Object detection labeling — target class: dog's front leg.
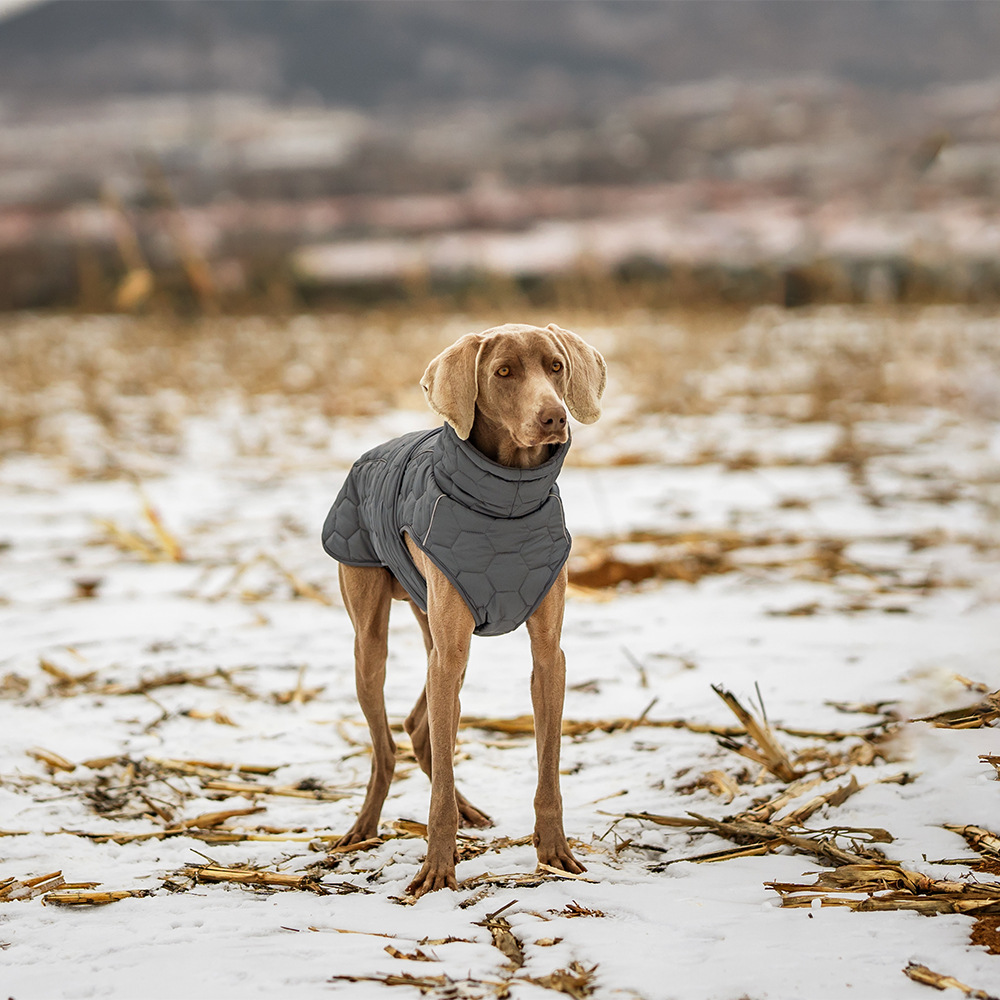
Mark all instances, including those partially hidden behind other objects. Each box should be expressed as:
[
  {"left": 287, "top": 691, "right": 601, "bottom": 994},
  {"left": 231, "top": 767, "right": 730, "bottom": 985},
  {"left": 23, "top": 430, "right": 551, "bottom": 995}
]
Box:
[
  {"left": 406, "top": 557, "right": 475, "bottom": 897},
  {"left": 526, "top": 567, "right": 586, "bottom": 874}
]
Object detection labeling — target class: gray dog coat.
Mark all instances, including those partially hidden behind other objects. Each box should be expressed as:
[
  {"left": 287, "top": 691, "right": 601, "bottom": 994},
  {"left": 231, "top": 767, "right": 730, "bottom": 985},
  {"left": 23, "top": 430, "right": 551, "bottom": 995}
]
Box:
[{"left": 321, "top": 424, "right": 571, "bottom": 637}]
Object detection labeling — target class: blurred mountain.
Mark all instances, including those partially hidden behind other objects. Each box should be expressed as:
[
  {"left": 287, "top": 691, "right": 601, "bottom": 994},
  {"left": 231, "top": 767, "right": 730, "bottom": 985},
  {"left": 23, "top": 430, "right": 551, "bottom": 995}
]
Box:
[
  {"left": 2, "top": 0, "right": 1000, "bottom": 110},
  {"left": 4, "top": 0, "right": 1000, "bottom": 312}
]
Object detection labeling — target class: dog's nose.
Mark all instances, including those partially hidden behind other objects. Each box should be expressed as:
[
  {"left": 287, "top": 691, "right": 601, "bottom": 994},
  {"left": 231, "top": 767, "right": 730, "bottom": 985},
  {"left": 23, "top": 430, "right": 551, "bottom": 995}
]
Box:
[{"left": 538, "top": 404, "right": 567, "bottom": 432}]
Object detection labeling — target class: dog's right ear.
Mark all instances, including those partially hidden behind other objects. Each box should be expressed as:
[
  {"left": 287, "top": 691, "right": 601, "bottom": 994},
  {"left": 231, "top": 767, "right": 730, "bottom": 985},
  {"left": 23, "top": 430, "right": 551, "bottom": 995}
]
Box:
[{"left": 420, "top": 333, "right": 484, "bottom": 440}]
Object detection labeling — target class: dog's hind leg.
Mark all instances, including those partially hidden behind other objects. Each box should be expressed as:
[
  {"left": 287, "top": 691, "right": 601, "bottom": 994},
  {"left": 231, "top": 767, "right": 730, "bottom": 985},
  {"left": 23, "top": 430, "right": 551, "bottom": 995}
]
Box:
[
  {"left": 335, "top": 563, "right": 396, "bottom": 847},
  {"left": 404, "top": 604, "right": 493, "bottom": 829}
]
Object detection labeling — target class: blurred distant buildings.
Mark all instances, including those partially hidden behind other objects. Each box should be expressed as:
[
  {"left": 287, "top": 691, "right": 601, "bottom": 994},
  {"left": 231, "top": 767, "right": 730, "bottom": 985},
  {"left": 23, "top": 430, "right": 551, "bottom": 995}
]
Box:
[{"left": 1, "top": 1, "right": 1000, "bottom": 310}]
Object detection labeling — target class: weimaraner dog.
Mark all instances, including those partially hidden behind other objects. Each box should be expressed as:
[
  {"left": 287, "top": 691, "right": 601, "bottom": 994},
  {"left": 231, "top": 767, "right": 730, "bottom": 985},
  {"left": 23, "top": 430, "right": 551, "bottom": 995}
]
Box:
[{"left": 323, "top": 322, "right": 606, "bottom": 896}]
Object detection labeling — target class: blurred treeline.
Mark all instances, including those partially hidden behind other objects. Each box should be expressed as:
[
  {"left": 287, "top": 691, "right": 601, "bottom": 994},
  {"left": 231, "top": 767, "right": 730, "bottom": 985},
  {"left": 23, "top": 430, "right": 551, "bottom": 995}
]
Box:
[{"left": 2, "top": 0, "right": 1000, "bottom": 314}]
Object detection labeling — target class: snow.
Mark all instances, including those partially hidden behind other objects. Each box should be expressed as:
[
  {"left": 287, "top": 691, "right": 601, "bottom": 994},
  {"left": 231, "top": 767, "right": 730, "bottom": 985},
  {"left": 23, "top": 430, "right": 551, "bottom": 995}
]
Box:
[{"left": 2, "top": 339, "right": 1000, "bottom": 1000}]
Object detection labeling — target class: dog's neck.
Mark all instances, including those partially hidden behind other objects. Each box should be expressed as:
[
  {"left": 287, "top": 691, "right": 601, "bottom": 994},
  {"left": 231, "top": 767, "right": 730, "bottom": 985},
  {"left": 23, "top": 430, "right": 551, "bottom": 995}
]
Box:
[{"left": 469, "top": 413, "right": 553, "bottom": 470}]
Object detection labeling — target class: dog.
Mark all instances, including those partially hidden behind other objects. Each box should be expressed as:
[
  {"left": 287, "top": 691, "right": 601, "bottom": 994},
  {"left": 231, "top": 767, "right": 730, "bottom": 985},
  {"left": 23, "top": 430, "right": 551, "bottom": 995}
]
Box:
[{"left": 321, "top": 322, "right": 606, "bottom": 896}]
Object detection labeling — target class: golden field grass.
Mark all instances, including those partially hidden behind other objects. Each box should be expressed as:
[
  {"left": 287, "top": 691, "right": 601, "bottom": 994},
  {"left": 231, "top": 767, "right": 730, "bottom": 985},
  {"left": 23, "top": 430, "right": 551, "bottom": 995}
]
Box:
[
  {"left": 1, "top": 304, "right": 999, "bottom": 468},
  {"left": 2, "top": 305, "right": 1000, "bottom": 999}
]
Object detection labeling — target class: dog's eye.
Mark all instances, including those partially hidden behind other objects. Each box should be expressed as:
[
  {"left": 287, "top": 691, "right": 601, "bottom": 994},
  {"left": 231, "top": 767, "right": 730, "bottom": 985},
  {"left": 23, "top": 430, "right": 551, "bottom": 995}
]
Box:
[
  {"left": 551, "top": 360, "right": 563, "bottom": 372},
  {"left": 496, "top": 366, "right": 511, "bottom": 377}
]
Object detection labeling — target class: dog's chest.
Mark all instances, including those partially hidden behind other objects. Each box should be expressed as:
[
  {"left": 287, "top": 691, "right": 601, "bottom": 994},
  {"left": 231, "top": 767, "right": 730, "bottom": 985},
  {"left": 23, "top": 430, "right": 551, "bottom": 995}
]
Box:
[{"left": 322, "top": 426, "right": 571, "bottom": 636}]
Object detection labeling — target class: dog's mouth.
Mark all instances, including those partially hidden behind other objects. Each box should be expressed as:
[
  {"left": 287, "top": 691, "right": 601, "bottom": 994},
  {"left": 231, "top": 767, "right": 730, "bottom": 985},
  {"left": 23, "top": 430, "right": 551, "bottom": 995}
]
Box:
[{"left": 521, "top": 428, "right": 569, "bottom": 448}]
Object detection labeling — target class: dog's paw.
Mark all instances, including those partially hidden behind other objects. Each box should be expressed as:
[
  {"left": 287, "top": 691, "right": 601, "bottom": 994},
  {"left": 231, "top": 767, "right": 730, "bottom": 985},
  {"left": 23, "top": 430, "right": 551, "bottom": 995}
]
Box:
[
  {"left": 456, "top": 792, "right": 493, "bottom": 830},
  {"left": 406, "top": 862, "right": 458, "bottom": 897},
  {"left": 334, "top": 825, "right": 379, "bottom": 849},
  {"left": 534, "top": 833, "right": 587, "bottom": 875}
]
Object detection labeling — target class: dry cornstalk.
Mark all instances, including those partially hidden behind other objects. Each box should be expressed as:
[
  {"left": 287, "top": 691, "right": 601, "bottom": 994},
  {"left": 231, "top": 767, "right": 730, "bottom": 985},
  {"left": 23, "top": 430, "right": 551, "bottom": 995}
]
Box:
[
  {"left": 80, "top": 755, "right": 121, "bottom": 769},
  {"left": 477, "top": 900, "right": 525, "bottom": 969},
  {"left": 27, "top": 747, "right": 76, "bottom": 773},
  {"left": 775, "top": 775, "right": 862, "bottom": 827},
  {"left": 44, "top": 889, "right": 150, "bottom": 906},
  {"left": 201, "top": 778, "right": 352, "bottom": 801},
  {"left": 184, "top": 708, "right": 237, "bottom": 726},
  {"left": 137, "top": 487, "right": 184, "bottom": 562},
  {"left": 181, "top": 806, "right": 263, "bottom": 829},
  {"left": 827, "top": 698, "right": 899, "bottom": 717},
  {"left": 387, "top": 818, "right": 485, "bottom": 850},
  {"left": 522, "top": 961, "right": 598, "bottom": 999},
  {"left": 552, "top": 901, "right": 606, "bottom": 918},
  {"left": 261, "top": 554, "right": 333, "bottom": 606},
  {"left": 406, "top": 712, "right": 873, "bottom": 743},
  {"left": 384, "top": 945, "right": 436, "bottom": 962},
  {"left": 97, "top": 669, "right": 219, "bottom": 696},
  {"left": 536, "top": 864, "right": 598, "bottom": 882},
  {"left": 94, "top": 519, "right": 163, "bottom": 562},
  {"left": 201, "top": 830, "right": 345, "bottom": 845},
  {"left": 780, "top": 895, "right": 1000, "bottom": 915},
  {"left": 149, "top": 757, "right": 278, "bottom": 776},
  {"left": 1, "top": 671, "right": 30, "bottom": 698},
  {"left": 706, "top": 814, "right": 878, "bottom": 866},
  {"left": 325, "top": 836, "right": 384, "bottom": 854},
  {"left": 68, "top": 829, "right": 169, "bottom": 845},
  {"left": 658, "top": 839, "right": 786, "bottom": 866},
  {"left": 102, "top": 183, "right": 154, "bottom": 309},
  {"left": 700, "top": 769, "right": 741, "bottom": 803},
  {"left": 624, "top": 811, "right": 702, "bottom": 829},
  {"left": 913, "top": 691, "right": 1000, "bottom": 729},
  {"left": 459, "top": 868, "right": 598, "bottom": 891},
  {"left": 945, "top": 824, "right": 1000, "bottom": 860},
  {"left": 185, "top": 863, "right": 328, "bottom": 894},
  {"left": 743, "top": 774, "right": 827, "bottom": 822},
  {"left": 273, "top": 664, "right": 325, "bottom": 705},
  {"left": 139, "top": 155, "right": 218, "bottom": 311},
  {"left": 712, "top": 685, "right": 799, "bottom": 782},
  {"left": 633, "top": 808, "right": 881, "bottom": 870},
  {"left": 815, "top": 863, "right": 982, "bottom": 894},
  {"left": 457, "top": 713, "right": 743, "bottom": 739},
  {"left": 905, "top": 963, "right": 999, "bottom": 999},
  {"left": 329, "top": 973, "right": 503, "bottom": 992},
  {"left": 767, "top": 861, "right": 1000, "bottom": 915},
  {"left": 981, "top": 755, "right": 1000, "bottom": 778},
  {"left": 457, "top": 713, "right": 607, "bottom": 737},
  {"left": 390, "top": 819, "right": 431, "bottom": 838},
  {"left": 862, "top": 898, "right": 1000, "bottom": 915},
  {"left": 1, "top": 871, "right": 65, "bottom": 901},
  {"left": 304, "top": 926, "right": 398, "bottom": 938},
  {"left": 39, "top": 658, "right": 96, "bottom": 690},
  {"left": 95, "top": 490, "right": 183, "bottom": 563},
  {"left": 204, "top": 553, "right": 332, "bottom": 606},
  {"left": 66, "top": 807, "right": 264, "bottom": 845}
]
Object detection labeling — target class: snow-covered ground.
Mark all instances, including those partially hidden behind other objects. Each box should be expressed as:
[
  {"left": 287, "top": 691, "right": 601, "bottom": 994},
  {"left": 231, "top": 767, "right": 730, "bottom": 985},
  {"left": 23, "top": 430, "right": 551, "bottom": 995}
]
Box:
[{"left": 2, "top": 312, "right": 1000, "bottom": 999}]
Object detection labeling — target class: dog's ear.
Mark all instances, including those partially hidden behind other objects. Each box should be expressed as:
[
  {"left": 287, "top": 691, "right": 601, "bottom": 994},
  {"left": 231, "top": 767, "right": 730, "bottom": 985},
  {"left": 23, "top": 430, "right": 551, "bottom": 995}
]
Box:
[
  {"left": 546, "top": 324, "right": 606, "bottom": 424},
  {"left": 420, "top": 333, "right": 484, "bottom": 439}
]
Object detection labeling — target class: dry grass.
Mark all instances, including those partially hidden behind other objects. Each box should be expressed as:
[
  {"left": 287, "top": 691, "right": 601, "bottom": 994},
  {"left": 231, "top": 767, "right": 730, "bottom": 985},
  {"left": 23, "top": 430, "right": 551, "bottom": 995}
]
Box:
[
  {"left": 3, "top": 305, "right": 998, "bottom": 469},
  {"left": 904, "top": 963, "right": 998, "bottom": 1000},
  {"left": 605, "top": 304, "right": 1000, "bottom": 421},
  {"left": 3, "top": 669, "right": 997, "bottom": 999},
  {"left": 0, "top": 312, "right": 471, "bottom": 460}
]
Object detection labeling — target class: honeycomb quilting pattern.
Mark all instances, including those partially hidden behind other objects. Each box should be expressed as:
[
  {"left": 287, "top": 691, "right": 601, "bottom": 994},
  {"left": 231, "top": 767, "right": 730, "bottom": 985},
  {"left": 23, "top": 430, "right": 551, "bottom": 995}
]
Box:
[{"left": 322, "top": 425, "right": 571, "bottom": 637}]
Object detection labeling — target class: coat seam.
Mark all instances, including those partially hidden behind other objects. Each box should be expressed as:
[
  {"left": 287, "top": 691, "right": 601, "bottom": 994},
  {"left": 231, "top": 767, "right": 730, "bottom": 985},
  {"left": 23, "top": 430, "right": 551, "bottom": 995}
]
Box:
[{"left": 420, "top": 493, "right": 446, "bottom": 546}]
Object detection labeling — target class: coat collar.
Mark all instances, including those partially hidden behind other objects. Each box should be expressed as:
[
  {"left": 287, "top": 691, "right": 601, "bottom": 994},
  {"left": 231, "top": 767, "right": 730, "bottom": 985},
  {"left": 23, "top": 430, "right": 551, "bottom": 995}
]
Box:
[{"left": 431, "top": 423, "right": 569, "bottom": 518}]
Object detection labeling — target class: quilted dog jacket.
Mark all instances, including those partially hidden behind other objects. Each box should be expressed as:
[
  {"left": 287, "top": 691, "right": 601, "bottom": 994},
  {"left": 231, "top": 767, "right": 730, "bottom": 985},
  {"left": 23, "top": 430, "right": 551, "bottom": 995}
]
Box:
[{"left": 321, "top": 424, "right": 571, "bottom": 636}]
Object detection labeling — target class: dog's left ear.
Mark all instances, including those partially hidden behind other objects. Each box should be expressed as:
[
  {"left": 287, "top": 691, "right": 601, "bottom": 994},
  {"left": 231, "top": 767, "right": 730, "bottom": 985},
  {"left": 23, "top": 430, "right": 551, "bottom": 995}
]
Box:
[
  {"left": 546, "top": 324, "right": 606, "bottom": 424},
  {"left": 420, "top": 333, "right": 485, "bottom": 439}
]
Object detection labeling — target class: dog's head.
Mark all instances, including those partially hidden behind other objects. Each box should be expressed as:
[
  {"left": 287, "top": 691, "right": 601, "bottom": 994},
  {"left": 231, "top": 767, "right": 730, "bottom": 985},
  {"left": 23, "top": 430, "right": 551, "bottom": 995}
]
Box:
[{"left": 420, "top": 323, "right": 606, "bottom": 445}]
